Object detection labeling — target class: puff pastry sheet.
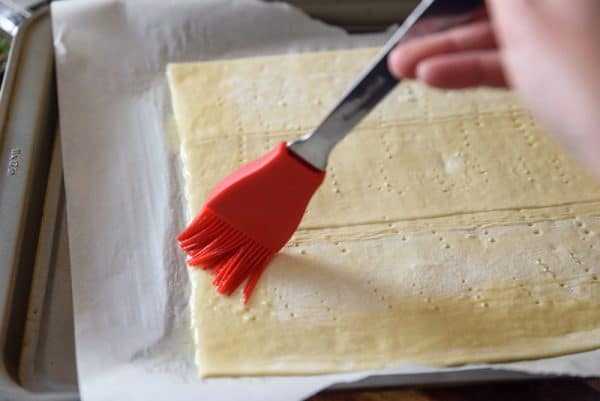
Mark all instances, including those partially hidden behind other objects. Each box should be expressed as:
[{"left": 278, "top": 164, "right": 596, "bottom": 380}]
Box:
[{"left": 167, "top": 48, "right": 600, "bottom": 377}]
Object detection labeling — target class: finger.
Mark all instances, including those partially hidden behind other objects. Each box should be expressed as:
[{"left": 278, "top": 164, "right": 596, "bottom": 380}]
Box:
[
  {"left": 415, "top": 50, "right": 508, "bottom": 89},
  {"left": 388, "top": 20, "right": 497, "bottom": 79}
]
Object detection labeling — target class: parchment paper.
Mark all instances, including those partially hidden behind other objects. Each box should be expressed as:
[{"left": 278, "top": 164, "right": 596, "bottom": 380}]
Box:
[{"left": 51, "top": 0, "right": 600, "bottom": 400}]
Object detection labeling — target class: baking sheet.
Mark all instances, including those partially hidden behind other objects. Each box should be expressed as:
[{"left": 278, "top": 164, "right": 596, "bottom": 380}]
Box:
[{"left": 51, "top": 0, "right": 600, "bottom": 400}]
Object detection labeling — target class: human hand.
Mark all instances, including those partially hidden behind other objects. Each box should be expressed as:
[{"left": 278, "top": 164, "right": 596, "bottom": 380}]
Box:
[{"left": 388, "top": 0, "right": 600, "bottom": 177}]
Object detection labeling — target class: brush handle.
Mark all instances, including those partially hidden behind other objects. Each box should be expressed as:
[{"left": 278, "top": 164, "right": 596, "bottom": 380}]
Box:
[{"left": 288, "top": 0, "right": 484, "bottom": 171}]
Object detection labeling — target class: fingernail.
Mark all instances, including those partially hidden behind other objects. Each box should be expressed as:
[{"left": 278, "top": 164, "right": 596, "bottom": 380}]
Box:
[
  {"left": 415, "top": 62, "right": 426, "bottom": 79},
  {"left": 387, "top": 49, "right": 402, "bottom": 79}
]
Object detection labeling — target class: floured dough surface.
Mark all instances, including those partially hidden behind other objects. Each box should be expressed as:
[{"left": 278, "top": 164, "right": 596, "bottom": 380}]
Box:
[{"left": 167, "top": 48, "right": 600, "bottom": 377}]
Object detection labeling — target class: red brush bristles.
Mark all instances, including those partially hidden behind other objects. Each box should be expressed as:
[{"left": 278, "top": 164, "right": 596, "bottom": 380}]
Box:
[
  {"left": 178, "top": 142, "right": 325, "bottom": 303},
  {"left": 178, "top": 209, "right": 274, "bottom": 303}
]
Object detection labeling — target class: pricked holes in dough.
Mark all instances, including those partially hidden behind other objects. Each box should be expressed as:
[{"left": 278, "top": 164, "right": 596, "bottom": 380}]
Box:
[
  {"left": 329, "top": 167, "right": 342, "bottom": 194},
  {"left": 242, "top": 314, "right": 256, "bottom": 322},
  {"left": 380, "top": 133, "right": 394, "bottom": 161},
  {"left": 333, "top": 241, "right": 348, "bottom": 254}
]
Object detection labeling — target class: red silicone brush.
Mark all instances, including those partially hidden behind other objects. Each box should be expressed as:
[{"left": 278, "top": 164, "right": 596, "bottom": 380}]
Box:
[
  {"left": 178, "top": 0, "right": 479, "bottom": 302},
  {"left": 178, "top": 143, "right": 325, "bottom": 302}
]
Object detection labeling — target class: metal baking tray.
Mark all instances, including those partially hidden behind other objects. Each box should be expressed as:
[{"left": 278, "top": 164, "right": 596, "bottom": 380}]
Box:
[
  {"left": 0, "top": 4, "right": 77, "bottom": 400},
  {"left": 268, "top": 0, "right": 421, "bottom": 32},
  {"left": 0, "top": 2, "right": 553, "bottom": 400}
]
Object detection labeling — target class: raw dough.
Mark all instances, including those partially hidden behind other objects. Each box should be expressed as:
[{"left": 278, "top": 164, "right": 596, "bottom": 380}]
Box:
[{"left": 167, "top": 48, "right": 600, "bottom": 377}]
